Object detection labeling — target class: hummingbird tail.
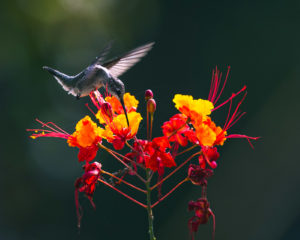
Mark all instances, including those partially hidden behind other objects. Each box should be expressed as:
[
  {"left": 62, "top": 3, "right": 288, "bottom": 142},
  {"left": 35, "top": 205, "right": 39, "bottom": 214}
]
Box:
[
  {"left": 43, "top": 66, "right": 71, "bottom": 80},
  {"left": 43, "top": 66, "right": 75, "bottom": 94}
]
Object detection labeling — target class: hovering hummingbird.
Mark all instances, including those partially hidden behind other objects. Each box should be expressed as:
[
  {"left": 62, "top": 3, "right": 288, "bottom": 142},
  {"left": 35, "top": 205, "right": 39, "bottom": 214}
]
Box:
[{"left": 43, "top": 42, "right": 155, "bottom": 126}]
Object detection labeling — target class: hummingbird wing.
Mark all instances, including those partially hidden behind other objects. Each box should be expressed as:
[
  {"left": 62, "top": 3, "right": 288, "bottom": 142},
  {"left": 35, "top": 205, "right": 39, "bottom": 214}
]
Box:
[
  {"left": 90, "top": 41, "right": 113, "bottom": 66},
  {"left": 102, "top": 42, "right": 154, "bottom": 78}
]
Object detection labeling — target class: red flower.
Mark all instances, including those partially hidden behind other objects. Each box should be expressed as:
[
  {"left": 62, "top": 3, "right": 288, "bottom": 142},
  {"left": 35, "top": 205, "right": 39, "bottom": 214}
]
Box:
[
  {"left": 198, "top": 147, "right": 220, "bottom": 169},
  {"left": 75, "top": 162, "right": 102, "bottom": 228},
  {"left": 162, "top": 114, "right": 189, "bottom": 146},
  {"left": 145, "top": 136, "right": 176, "bottom": 176},
  {"left": 77, "top": 144, "right": 99, "bottom": 163},
  {"left": 188, "top": 198, "right": 214, "bottom": 240},
  {"left": 125, "top": 139, "right": 149, "bottom": 166},
  {"left": 188, "top": 164, "right": 213, "bottom": 186}
]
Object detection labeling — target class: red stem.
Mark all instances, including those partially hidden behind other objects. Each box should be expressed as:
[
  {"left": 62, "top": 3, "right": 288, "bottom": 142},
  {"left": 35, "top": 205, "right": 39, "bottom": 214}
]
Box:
[
  {"left": 147, "top": 110, "right": 149, "bottom": 141},
  {"left": 98, "top": 179, "right": 147, "bottom": 208},
  {"left": 176, "top": 144, "right": 197, "bottom": 157},
  {"left": 102, "top": 171, "right": 146, "bottom": 193},
  {"left": 151, "top": 178, "right": 188, "bottom": 208},
  {"left": 151, "top": 151, "right": 201, "bottom": 190},
  {"left": 209, "top": 209, "right": 216, "bottom": 240},
  {"left": 150, "top": 114, "right": 153, "bottom": 140},
  {"left": 99, "top": 143, "right": 146, "bottom": 183}
]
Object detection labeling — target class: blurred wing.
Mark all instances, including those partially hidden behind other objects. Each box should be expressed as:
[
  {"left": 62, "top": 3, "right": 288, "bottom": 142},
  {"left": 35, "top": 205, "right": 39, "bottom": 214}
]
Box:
[
  {"left": 90, "top": 41, "right": 113, "bottom": 65},
  {"left": 103, "top": 42, "right": 154, "bottom": 78}
]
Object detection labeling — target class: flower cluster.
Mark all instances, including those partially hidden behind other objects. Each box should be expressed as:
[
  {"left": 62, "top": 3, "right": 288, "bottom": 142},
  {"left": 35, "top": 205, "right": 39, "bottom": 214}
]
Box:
[{"left": 28, "top": 66, "right": 259, "bottom": 240}]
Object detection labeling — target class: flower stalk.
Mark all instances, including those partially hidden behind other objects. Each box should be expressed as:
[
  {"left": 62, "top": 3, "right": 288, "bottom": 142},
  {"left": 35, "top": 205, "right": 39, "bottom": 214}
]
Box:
[{"left": 145, "top": 169, "right": 156, "bottom": 240}]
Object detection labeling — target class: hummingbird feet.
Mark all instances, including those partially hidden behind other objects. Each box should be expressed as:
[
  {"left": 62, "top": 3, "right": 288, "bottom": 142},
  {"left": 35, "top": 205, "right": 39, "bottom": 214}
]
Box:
[{"left": 76, "top": 94, "right": 81, "bottom": 100}]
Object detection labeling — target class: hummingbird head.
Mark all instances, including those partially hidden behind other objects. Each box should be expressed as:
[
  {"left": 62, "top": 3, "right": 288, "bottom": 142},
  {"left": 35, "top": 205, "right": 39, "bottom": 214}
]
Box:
[
  {"left": 107, "top": 77, "right": 125, "bottom": 101},
  {"left": 107, "top": 78, "right": 129, "bottom": 127}
]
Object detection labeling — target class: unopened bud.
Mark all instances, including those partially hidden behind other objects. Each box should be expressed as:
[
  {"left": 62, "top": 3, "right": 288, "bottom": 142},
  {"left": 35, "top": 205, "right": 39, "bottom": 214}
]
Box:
[
  {"left": 145, "top": 89, "right": 153, "bottom": 101},
  {"left": 147, "top": 99, "right": 156, "bottom": 114},
  {"left": 101, "top": 102, "right": 113, "bottom": 119},
  {"left": 209, "top": 161, "right": 217, "bottom": 169}
]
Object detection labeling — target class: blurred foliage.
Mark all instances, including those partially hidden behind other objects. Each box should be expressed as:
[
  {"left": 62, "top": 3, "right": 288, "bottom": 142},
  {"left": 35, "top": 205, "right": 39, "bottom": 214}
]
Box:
[{"left": 1, "top": 0, "right": 300, "bottom": 239}]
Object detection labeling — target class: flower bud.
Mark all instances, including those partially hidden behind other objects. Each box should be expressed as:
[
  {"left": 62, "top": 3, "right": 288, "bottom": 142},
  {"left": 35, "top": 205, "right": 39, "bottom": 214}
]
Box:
[
  {"left": 147, "top": 99, "right": 156, "bottom": 114},
  {"left": 209, "top": 161, "right": 217, "bottom": 169},
  {"left": 101, "top": 102, "right": 113, "bottom": 120},
  {"left": 145, "top": 89, "right": 153, "bottom": 101}
]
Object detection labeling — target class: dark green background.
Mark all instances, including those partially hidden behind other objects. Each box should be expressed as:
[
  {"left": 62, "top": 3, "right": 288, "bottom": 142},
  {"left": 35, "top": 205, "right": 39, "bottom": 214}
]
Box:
[{"left": 1, "top": 0, "right": 300, "bottom": 239}]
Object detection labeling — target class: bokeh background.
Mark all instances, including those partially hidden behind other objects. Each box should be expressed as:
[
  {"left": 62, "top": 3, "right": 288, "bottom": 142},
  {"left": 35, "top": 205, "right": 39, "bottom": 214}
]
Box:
[{"left": 1, "top": 0, "right": 300, "bottom": 239}]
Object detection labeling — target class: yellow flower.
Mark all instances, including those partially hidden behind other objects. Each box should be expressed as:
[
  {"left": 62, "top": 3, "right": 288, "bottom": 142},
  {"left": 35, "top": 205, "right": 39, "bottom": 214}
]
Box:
[
  {"left": 173, "top": 94, "right": 214, "bottom": 125},
  {"left": 68, "top": 116, "right": 104, "bottom": 148},
  {"left": 102, "top": 112, "right": 142, "bottom": 140}
]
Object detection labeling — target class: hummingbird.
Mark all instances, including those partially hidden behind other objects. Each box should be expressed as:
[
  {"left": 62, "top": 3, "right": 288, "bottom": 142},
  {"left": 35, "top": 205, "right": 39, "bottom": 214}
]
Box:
[{"left": 43, "top": 42, "right": 155, "bottom": 126}]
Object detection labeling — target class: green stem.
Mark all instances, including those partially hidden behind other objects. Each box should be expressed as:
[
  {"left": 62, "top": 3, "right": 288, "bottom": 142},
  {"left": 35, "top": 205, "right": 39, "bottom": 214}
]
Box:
[{"left": 145, "top": 169, "right": 156, "bottom": 240}]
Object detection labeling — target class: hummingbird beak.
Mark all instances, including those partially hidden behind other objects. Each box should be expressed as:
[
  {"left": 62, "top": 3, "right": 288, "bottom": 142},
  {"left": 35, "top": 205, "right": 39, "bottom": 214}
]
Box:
[{"left": 120, "top": 97, "right": 130, "bottom": 127}]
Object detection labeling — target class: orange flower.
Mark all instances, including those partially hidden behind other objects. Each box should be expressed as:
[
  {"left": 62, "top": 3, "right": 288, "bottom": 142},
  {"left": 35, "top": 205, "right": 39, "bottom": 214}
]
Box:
[
  {"left": 101, "top": 112, "right": 142, "bottom": 150},
  {"left": 96, "top": 92, "right": 139, "bottom": 125},
  {"left": 105, "top": 92, "right": 139, "bottom": 114},
  {"left": 195, "top": 117, "right": 227, "bottom": 147},
  {"left": 173, "top": 94, "right": 214, "bottom": 126},
  {"left": 68, "top": 116, "right": 103, "bottom": 148}
]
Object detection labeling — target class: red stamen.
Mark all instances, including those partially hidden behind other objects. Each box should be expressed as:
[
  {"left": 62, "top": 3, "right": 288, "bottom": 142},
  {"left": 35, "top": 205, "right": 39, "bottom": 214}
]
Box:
[
  {"left": 85, "top": 103, "right": 96, "bottom": 116},
  {"left": 223, "top": 92, "right": 247, "bottom": 131},
  {"left": 102, "top": 171, "right": 146, "bottom": 193},
  {"left": 99, "top": 144, "right": 146, "bottom": 183},
  {"left": 43, "top": 121, "right": 69, "bottom": 135},
  {"left": 89, "top": 90, "right": 105, "bottom": 109},
  {"left": 226, "top": 134, "right": 260, "bottom": 149},
  {"left": 212, "top": 85, "right": 246, "bottom": 112},
  {"left": 223, "top": 98, "right": 233, "bottom": 128},
  {"left": 227, "top": 112, "right": 246, "bottom": 130},
  {"left": 151, "top": 151, "right": 201, "bottom": 190},
  {"left": 27, "top": 129, "right": 53, "bottom": 133},
  {"left": 208, "top": 69, "right": 214, "bottom": 101},
  {"left": 35, "top": 119, "right": 63, "bottom": 134},
  {"left": 211, "top": 68, "right": 219, "bottom": 103},
  {"left": 214, "top": 66, "right": 231, "bottom": 105}
]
